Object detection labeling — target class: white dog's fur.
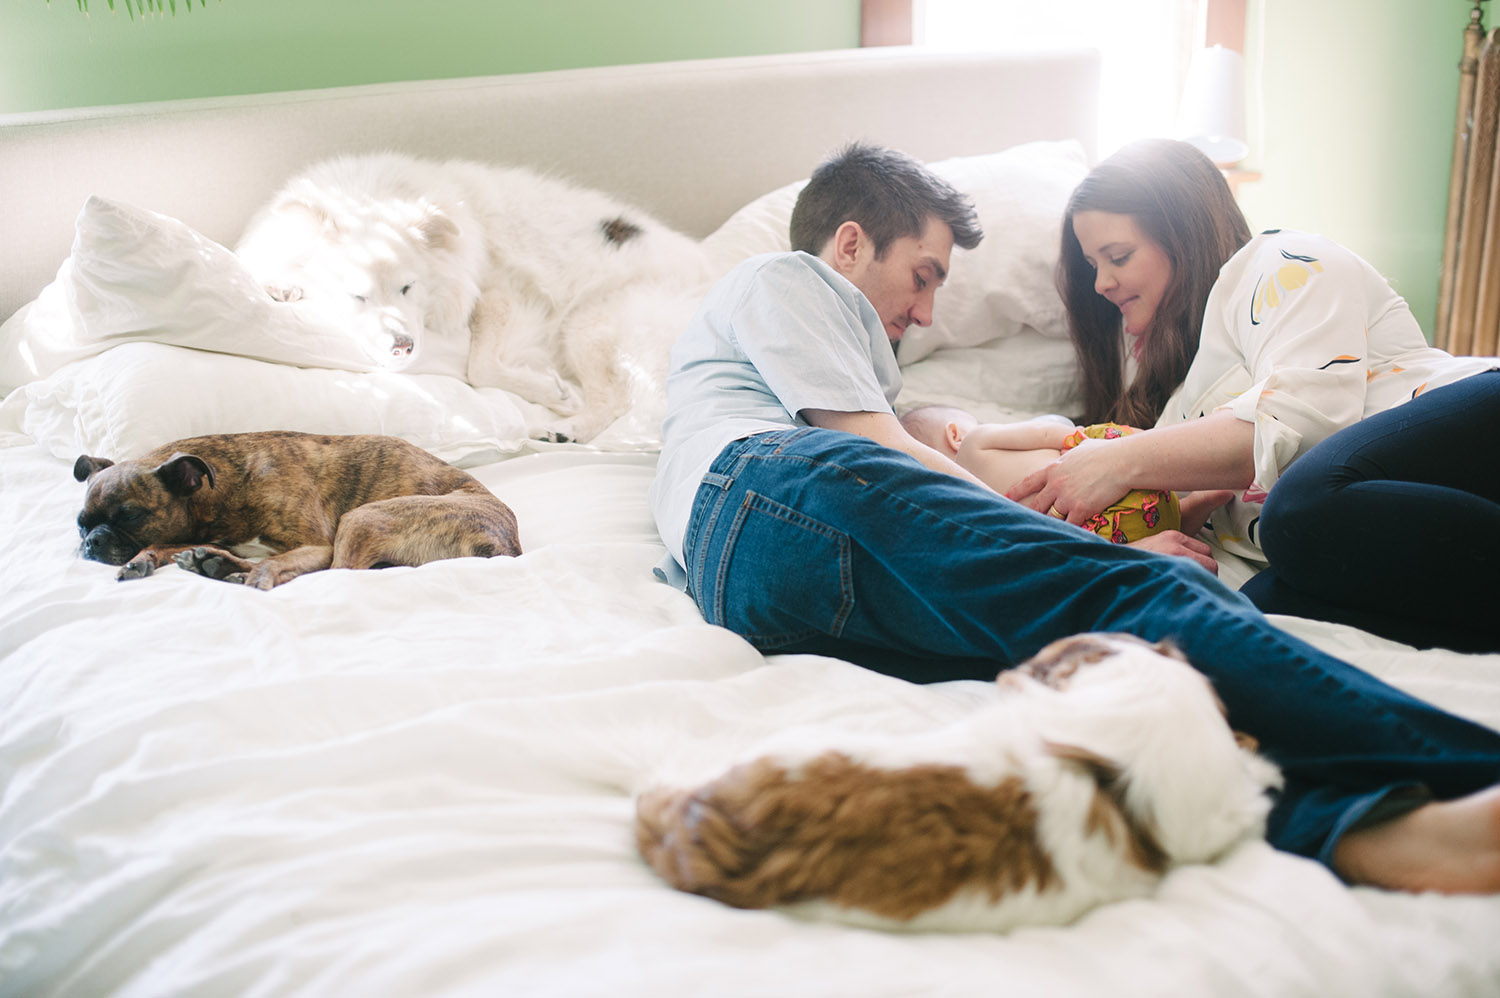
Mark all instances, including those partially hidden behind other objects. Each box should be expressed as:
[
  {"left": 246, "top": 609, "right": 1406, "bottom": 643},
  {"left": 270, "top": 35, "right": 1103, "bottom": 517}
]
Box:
[
  {"left": 635, "top": 634, "right": 1282, "bottom": 933},
  {"left": 235, "top": 152, "right": 712, "bottom": 442}
]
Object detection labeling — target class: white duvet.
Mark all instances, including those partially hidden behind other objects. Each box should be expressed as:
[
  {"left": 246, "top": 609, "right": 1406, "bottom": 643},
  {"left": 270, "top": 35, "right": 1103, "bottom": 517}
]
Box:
[
  {"left": 3, "top": 436, "right": 1500, "bottom": 998},
  {"left": 2, "top": 189, "right": 1499, "bottom": 996}
]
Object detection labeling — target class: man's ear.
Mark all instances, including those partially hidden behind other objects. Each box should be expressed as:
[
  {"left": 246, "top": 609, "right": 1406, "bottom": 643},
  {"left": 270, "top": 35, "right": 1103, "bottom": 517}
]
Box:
[{"left": 826, "top": 220, "right": 867, "bottom": 275}]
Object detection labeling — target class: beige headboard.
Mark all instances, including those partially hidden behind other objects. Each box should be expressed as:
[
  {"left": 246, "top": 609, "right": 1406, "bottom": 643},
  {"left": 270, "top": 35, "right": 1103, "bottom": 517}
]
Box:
[{"left": 0, "top": 45, "right": 1099, "bottom": 322}]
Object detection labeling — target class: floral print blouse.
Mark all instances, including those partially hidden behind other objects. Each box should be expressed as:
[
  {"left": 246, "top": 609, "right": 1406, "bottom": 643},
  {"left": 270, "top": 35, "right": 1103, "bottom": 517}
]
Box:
[{"left": 1157, "top": 229, "right": 1495, "bottom": 563}]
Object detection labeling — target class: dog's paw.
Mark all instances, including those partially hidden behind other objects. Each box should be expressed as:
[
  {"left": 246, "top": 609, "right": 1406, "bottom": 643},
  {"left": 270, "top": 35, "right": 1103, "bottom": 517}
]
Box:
[
  {"left": 551, "top": 377, "right": 585, "bottom": 416},
  {"left": 174, "top": 546, "right": 250, "bottom": 583},
  {"left": 116, "top": 558, "right": 155, "bottom": 581},
  {"left": 266, "top": 284, "right": 304, "bottom": 303},
  {"left": 530, "top": 427, "right": 574, "bottom": 444}
]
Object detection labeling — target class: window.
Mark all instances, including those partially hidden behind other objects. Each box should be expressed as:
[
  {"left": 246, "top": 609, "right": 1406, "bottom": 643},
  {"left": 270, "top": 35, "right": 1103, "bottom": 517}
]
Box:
[{"left": 918, "top": 0, "right": 1195, "bottom": 157}]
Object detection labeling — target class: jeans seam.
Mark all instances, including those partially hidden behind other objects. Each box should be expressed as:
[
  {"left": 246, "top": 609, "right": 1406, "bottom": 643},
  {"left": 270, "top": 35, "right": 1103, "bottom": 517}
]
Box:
[
  {"left": 684, "top": 482, "right": 725, "bottom": 603},
  {"left": 1236, "top": 620, "right": 1448, "bottom": 758}
]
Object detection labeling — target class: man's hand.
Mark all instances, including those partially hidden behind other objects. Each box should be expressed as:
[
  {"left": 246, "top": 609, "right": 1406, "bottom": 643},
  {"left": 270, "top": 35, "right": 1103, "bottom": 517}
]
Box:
[{"left": 1127, "top": 530, "right": 1219, "bottom": 574}]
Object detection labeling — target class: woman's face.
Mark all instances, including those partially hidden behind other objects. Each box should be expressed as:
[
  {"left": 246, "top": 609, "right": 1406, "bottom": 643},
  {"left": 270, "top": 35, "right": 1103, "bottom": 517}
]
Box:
[{"left": 1072, "top": 211, "right": 1173, "bottom": 338}]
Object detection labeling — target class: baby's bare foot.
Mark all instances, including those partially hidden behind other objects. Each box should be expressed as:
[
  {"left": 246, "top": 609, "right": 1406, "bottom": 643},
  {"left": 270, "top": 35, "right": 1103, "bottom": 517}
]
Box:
[
  {"left": 1178, "top": 489, "right": 1235, "bottom": 536},
  {"left": 1332, "top": 784, "right": 1500, "bottom": 893}
]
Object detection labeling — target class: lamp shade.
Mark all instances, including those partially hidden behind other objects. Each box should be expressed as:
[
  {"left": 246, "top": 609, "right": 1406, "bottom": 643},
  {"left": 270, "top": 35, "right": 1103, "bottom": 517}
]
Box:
[{"left": 1176, "top": 45, "right": 1249, "bottom": 166}]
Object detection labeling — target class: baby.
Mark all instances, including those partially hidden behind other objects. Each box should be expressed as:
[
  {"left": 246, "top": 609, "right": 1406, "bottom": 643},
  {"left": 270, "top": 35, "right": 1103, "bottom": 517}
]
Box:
[{"left": 900, "top": 404, "right": 1191, "bottom": 544}]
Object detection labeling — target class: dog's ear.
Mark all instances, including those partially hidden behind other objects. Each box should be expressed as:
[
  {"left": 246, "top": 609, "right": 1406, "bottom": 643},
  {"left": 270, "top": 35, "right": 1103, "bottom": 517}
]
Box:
[
  {"left": 271, "top": 195, "right": 338, "bottom": 238},
  {"left": 154, "top": 453, "right": 216, "bottom": 496},
  {"left": 73, "top": 455, "right": 114, "bottom": 482},
  {"left": 416, "top": 203, "right": 461, "bottom": 250},
  {"left": 1044, "top": 740, "right": 1169, "bottom": 873},
  {"left": 1150, "top": 638, "right": 1190, "bottom": 662}
]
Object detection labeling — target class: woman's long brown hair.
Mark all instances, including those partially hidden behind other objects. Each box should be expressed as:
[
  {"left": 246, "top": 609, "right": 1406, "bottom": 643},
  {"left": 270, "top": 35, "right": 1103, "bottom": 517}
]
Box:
[{"left": 1057, "top": 139, "right": 1252, "bottom": 426}]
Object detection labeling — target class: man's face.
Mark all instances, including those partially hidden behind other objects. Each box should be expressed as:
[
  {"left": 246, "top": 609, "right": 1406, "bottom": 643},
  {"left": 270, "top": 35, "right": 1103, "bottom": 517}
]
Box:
[{"left": 837, "top": 216, "right": 955, "bottom": 344}]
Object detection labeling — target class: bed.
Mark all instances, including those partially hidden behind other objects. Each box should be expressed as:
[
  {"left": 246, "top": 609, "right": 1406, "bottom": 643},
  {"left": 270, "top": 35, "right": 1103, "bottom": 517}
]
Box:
[{"left": 2, "top": 47, "right": 1498, "bottom": 997}]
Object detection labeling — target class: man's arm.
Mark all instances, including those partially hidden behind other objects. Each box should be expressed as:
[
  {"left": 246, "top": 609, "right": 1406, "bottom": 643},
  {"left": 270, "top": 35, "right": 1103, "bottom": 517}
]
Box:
[{"left": 802, "top": 409, "right": 994, "bottom": 492}]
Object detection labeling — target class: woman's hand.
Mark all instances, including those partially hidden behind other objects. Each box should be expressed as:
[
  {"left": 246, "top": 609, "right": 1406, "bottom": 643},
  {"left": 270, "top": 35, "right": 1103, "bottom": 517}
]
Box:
[
  {"left": 1009, "top": 412, "right": 1257, "bottom": 524},
  {"left": 1006, "top": 437, "right": 1133, "bottom": 525}
]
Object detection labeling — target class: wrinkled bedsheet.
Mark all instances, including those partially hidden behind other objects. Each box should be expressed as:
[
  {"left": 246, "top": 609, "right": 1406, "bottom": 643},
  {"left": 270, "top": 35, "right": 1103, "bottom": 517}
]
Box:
[{"left": 3, "top": 441, "right": 1499, "bottom": 998}]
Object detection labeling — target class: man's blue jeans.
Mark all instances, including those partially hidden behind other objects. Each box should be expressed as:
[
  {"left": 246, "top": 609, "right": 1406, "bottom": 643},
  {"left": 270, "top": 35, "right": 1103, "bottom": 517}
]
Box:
[{"left": 681, "top": 427, "right": 1500, "bottom": 866}]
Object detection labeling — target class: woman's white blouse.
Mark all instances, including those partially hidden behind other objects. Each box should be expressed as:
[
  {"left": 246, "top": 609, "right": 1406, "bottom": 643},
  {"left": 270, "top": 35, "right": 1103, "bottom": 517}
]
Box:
[{"left": 1158, "top": 229, "right": 1494, "bottom": 562}]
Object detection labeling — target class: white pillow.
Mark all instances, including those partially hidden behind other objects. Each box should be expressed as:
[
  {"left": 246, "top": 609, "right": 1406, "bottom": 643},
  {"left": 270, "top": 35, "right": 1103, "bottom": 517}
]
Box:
[
  {"left": 700, "top": 141, "right": 1089, "bottom": 364},
  {"left": 5, "top": 341, "right": 547, "bottom": 468},
  {"left": 895, "top": 327, "right": 1083, "bottom": 420},
  {"left": 0, "top": 195, "right": 466, "bottom": 397},
  {"left": 701, "top": 179, "right": 806, "bottom": 277}
]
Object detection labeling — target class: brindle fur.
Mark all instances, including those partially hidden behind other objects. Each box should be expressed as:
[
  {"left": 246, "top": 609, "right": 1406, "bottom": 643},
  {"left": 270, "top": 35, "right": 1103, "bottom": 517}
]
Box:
[{"left": 74, "top": 431, "right": 521, "bottom": 589}]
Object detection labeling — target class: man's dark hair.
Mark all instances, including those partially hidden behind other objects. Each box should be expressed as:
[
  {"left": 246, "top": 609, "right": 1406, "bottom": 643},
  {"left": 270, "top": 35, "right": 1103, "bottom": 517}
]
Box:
[{"left": 789, "top": 142, "right": 983, "bottom": 258}]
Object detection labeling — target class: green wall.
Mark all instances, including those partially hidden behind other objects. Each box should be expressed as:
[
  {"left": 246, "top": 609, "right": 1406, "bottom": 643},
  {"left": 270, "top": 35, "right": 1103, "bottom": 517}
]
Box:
[
  {"left": 2, "top": 0, "right": 1471, "bottom": 336},
  {"left": 1240, "top": 0, "right": 1467, "bottom": 337},
  {"left": 0, "top": 0, "right": 860, "bottom": 114}
]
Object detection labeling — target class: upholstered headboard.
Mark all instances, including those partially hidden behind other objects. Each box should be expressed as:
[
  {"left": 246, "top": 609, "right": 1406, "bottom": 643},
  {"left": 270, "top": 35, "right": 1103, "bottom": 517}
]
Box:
[{"left": 0, "top": 45, "right": 1099, "bottom": 321}]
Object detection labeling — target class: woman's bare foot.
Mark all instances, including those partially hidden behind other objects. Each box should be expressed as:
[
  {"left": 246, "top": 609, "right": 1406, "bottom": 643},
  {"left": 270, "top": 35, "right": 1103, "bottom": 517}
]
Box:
[
  {"left": 1177, "top": 489, "right": 1235, "bottom": 537},
  {"left": 1332, "top": 784, "right": 1500, "bottom": 893}
]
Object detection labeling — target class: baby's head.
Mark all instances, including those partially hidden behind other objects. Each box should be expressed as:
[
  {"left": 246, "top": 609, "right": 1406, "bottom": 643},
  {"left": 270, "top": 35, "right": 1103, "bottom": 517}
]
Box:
[{"left": 899, "top": 404, "right": 979, "bottom": 457}]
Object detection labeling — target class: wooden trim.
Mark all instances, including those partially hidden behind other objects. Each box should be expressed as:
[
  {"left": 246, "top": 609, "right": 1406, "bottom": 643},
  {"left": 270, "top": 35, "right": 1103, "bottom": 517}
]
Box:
[
  {"left": 861, "top": 0, "right": 913, "bottom": 47},
  {"left": 1447, "top": 27, "right": 1500, "bottom": 355},
  {"left": 1438, "top": 2, "right": 1490, "bottom": 350}
]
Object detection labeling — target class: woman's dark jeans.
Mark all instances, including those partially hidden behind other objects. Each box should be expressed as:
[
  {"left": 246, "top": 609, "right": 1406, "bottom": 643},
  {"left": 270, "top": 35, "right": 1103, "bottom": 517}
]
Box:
[{"left": 1244, "top": 369, "right": 1500, "bottom": 652}]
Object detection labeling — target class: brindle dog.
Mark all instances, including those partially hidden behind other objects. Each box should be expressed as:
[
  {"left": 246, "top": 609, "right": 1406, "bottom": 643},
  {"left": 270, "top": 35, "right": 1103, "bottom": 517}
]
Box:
[{"left": 74, "top": 431, "right": 521, "bottom": 589}]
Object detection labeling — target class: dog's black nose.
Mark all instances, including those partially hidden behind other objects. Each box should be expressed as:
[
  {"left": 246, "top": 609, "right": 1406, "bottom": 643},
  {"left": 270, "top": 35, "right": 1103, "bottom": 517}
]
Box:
[
  {"left": 80, "top": 530, "right": 105, "bottom": 561},
  {"left": 391, "top": 334, "right": 415, "bottom": 357},
  {"left": 80, "top": 525, "right": 135, "bottom": 566}
]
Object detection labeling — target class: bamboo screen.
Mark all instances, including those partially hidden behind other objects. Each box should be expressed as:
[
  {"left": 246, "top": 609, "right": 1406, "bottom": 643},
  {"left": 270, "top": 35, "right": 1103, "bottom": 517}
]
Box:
[{"left": 1438, "top": 4, "right": 1500, "bottom": 356}]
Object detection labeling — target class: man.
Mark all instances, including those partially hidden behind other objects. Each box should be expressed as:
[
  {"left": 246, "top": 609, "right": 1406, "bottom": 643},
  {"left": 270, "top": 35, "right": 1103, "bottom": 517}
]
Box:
[{"left": 649, "top": 142, "right": 1500, "bottom": 894}]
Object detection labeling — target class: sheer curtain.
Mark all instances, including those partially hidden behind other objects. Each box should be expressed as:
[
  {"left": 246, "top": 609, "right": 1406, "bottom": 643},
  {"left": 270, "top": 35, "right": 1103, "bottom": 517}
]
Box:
[{"left": 918, "top": 0, "right": 1194, "bottom": 158}]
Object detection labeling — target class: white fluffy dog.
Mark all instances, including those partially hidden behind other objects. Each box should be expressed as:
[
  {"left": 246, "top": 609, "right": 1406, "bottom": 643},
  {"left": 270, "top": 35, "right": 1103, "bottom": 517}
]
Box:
[
  {"left": 235, "top": 152, "right": 711, "bottom": 442},
  {"left": 635, "top": 634, "right": 1281, "bottom": 933}
]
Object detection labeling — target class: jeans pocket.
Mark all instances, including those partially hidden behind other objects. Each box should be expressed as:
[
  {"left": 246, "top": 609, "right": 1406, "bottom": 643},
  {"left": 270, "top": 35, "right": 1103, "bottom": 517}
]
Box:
[{"left": 710, "top": 490, "right": 854, "bottom": 649}]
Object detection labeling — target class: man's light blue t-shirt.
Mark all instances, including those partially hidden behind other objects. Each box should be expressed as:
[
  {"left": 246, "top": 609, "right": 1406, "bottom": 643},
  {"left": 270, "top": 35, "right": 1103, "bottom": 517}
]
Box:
[{"left": 649, "top": 251, "right": 903, "bottom": 576}]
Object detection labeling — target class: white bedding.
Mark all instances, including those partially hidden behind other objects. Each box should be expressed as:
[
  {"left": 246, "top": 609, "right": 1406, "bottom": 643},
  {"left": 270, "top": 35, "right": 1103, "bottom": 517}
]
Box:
[
  {"left": 4, "top": 438, "right": 1500, "bottom": 997},
  {"left": 2, "top": 136, "right": 1499, "bottom": 995}
]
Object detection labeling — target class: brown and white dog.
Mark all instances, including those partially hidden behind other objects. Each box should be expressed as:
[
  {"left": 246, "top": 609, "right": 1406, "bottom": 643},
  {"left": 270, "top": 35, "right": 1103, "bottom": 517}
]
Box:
[{"left": 635, "top": 634, "right": 1281, "bottom": 932}]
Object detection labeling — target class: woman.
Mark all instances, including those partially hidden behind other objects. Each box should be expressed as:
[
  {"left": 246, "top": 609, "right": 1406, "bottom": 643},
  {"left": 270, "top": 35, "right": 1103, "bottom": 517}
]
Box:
[{"left": 1009, "top": 138, "right": 1500, "bottom": 651}]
